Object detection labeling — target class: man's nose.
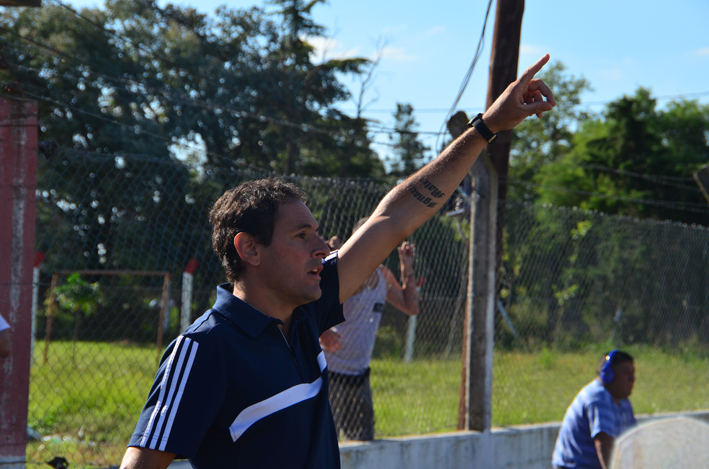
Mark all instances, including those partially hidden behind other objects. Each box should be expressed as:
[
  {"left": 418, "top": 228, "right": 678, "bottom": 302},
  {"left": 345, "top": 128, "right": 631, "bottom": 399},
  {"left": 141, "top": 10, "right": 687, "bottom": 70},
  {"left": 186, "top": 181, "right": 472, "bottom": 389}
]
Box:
[{"left": 314, "top": 236, "right": 329, "bottom": 258}]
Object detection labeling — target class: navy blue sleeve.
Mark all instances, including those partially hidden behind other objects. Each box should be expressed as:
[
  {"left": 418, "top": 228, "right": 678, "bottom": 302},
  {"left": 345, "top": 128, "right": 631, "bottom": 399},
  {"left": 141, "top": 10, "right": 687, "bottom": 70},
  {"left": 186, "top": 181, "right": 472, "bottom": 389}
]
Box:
[
  {"left": 128, "top": 331, "right": 227, "bottom": 458},
  {"left": 315, "top": 252, "right": 344, "bottom": 334}
]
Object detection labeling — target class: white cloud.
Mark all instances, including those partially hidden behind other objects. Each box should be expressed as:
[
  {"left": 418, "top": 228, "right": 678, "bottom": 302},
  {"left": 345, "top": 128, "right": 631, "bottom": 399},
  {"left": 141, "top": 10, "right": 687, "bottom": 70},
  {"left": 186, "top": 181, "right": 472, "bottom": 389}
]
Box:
[
  {"left": 520, "top": 44, "right": 544, "bottom": 56},
  {"left": 379, "top": 46, "right": 418, "bottom": 62},
  {"left": 598, "top": 68, "right": 624, "bottom": 81},
  {"left": 305, "top": 36, "right": 360, "bottom": 63},
  {"left": 690, "top": 47, "right": 709, "bottom": 57},
  {"left": 421, "top": 26, "right": 445, "bottom": 39}
]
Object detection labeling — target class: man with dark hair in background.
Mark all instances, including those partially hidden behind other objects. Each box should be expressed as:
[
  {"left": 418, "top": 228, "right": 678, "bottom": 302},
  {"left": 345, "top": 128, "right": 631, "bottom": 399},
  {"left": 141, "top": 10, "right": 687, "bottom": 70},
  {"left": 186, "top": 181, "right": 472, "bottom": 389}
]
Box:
[
  {"left": 552, "top": 350, "right": 637, "bottom": 469},
  {"left": 120, "top": 54, "right": 555, "bottom": 469}
]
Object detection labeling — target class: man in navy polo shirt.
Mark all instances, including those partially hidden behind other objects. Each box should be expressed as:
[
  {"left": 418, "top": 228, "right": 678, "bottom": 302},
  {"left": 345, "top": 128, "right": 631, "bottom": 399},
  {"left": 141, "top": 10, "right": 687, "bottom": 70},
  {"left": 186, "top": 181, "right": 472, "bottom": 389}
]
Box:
[{"left": 120, "top": 54, "right": 556, "bottom": 469}]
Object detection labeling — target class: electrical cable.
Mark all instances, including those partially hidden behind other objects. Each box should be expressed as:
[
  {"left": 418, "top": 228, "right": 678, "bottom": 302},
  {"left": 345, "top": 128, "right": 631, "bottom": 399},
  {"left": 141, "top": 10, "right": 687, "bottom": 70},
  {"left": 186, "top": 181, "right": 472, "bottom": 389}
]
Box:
[
  {"left": 578, "top": 163, "right": 697, "bottom": 183},
  {"left": 510, "top": 180, "right": 709, "bottom": 214},
  {"left": 435, "top": 0, "right": 494, "bottom": 151},
  {"left": 2, "top": 38, "right": 383, "bottom": 146}
]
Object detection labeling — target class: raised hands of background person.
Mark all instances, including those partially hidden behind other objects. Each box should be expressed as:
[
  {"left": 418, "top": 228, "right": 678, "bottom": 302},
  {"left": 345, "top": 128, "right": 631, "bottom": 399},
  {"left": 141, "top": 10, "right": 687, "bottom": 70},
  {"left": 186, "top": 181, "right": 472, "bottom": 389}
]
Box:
[
  {"left": 397, "top": 241, "right": 415, "bottom": 280},
  {"left": 319, "top": 329, "right": 342, "bottom": 353},
  {"left": 483, "top": 53, "right": 556, "bottom": 132},
  {"left": 328, "top": 236, "right": 342, "bottom": 252}
]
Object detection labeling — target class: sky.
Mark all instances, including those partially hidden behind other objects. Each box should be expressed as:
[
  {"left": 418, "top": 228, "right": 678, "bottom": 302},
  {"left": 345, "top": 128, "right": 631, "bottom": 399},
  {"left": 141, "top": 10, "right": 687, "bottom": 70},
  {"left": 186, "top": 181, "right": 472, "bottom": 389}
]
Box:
[{"left": 54, "top": 0, "right": 709, "bottom": 159}]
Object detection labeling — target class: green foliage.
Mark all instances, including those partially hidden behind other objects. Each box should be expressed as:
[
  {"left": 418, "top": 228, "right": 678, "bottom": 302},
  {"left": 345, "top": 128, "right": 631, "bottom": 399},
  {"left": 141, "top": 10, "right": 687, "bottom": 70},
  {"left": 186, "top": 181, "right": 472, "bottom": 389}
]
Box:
[
  {"left": 28, "top": 341, "right": 158, "bottom": 467},
  {"left": 27, "top": 341, "right": 709, "bottom": 464},
  {"left": 388, "top": 103, "right": 429, "bottom": 177},
  {"left": 55, "top": 273, "right": 103, "bottom": 317},
  {"left": 509, "top": 61, "right": 593, "bottom": 201},
  {"left": 535, "top": 88, "right": 709, "bottom": 224},
  {"left": 0, "top": 0, "right": 383, "bottom": 176},
  {"left": 500, "top": 203, "right": 709, "bottom": 351}
]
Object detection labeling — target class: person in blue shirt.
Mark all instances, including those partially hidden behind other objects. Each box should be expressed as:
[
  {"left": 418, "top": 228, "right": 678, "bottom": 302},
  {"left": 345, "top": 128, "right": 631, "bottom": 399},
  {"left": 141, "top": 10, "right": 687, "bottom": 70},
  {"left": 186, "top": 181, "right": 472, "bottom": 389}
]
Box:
[
  {"left": 120, "top": 54, "right": 556, "bottom": 469},
  {"left": 0, "top": 313, "right": 11, "bottom": 358},
  {"left": 552, "top": 350, "right": 637, "bottom": 469}
]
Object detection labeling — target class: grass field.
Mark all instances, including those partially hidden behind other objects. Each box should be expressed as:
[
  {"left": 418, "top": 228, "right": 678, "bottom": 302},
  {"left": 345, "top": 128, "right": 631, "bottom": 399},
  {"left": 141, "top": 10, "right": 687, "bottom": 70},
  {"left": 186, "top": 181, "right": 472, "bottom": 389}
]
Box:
[{"left": 26, "top": 342, "right": 709, "bottom": 467}]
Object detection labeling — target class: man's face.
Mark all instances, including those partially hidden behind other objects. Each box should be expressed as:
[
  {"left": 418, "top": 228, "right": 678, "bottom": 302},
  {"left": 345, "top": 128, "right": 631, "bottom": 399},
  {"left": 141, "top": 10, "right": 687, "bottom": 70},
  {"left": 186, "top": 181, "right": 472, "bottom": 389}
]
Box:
[
  {"left": 608, "top": 360, "right": 635, "bottom": 401},
  {"left": 257, "top": 199, "right": 330, "bottom": 307}
]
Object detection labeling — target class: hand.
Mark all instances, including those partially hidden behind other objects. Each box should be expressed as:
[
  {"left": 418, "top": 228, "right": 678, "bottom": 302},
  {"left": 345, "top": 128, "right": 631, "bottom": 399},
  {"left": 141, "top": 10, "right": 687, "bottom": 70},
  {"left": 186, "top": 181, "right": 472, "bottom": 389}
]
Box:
[
  {"left": 397, "top": 241, "right": 415, "bottom": 278},
  {"left": 483, "top": 54, "right": 556, "bottom": 133},
  {"left": 328, "top": 236, "right": 342, "bottom": 251},
  {"left": 319, "top": 329, "right": 341, "bottom": 352}
]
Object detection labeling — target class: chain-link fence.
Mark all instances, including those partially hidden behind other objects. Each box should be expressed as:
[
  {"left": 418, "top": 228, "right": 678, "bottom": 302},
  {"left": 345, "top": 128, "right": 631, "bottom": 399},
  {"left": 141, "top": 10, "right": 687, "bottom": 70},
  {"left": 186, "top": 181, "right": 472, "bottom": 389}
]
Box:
[
  {"left": 27, "top": 150, "right": 709, "bottom": 466},
  {"left": 494, "top": 202, "right": 709, "bottom": 426}
]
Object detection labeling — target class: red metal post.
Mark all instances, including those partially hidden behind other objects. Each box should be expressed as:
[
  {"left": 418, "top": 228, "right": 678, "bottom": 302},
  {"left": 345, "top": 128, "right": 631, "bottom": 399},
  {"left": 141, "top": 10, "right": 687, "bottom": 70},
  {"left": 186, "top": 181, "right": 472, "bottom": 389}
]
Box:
[{"left": 0, "top": 97, "right": 38, "bottom": 466}]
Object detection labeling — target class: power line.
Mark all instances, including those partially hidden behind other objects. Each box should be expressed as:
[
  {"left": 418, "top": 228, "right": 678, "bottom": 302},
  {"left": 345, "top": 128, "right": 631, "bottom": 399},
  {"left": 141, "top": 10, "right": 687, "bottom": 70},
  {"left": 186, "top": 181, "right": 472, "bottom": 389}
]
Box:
[
  {"left": 578, "top": 163, "right": 700, "bottom": 191},
  {"left": 2, "top": 37, "right": 384, "bottom": 145},
  {"left": 37, "top": 1, "right": 402, "bottom": 145},
  {"left": 435, "top": 0, "right": 494, "bottom": 151},
  {"left": 47, "top": 0, "right": 228, "bottom": 93},
  {"left": 511, "top": 180, "right": 709, "bottom": 215},
  {"left": 337, "top": 91, "right": 709, "bottom": 115}
]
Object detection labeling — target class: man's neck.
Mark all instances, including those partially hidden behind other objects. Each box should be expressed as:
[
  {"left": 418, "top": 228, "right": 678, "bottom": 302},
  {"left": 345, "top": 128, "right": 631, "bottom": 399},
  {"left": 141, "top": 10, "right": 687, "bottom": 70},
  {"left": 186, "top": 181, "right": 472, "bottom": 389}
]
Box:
[{"left": 231, "top": 280, "right": 295, "bottom": 340}]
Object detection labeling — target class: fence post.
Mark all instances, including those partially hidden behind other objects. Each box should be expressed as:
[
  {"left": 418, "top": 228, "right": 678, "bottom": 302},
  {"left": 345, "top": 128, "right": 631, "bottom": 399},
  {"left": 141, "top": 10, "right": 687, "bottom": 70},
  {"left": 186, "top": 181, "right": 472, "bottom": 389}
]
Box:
[
  {"left": 403, "top": 278, "right": 424, "bottom": 363},
  {"left": 31, "top": 251, "right": 44, "bottom": 365},
  {"left": 446, "top": 112, "right": 498, "bottom": 432},
  {"left": 0, "top": 96, "right": 38, "bottom": 468},
  {"left": 181, "top": 259, "right": 199, "bottom": 333},
  {"left": 157, "top": 273, "right": 171, "bottom": 362},
  {"left": 463, "top": 154, "right": 498, "bottom": 432}
]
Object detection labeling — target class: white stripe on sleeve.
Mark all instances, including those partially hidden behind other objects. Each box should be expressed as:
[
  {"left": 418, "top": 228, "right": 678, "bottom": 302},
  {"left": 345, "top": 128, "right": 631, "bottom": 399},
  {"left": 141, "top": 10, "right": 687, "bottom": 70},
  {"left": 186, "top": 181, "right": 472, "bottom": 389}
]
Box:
[
  {"left": 140, "top": 335, "right": 185, "bottom": 447},
  {"left": 159, "top": 341, "right": 199, "bottom": 451}
]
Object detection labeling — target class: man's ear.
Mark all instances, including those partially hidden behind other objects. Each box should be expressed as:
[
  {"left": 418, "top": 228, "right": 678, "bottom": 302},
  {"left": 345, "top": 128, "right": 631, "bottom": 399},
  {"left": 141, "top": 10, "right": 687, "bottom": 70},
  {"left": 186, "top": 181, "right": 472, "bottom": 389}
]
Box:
[{"left": 234, "top": 232, "right": 261, "bottom": 267}]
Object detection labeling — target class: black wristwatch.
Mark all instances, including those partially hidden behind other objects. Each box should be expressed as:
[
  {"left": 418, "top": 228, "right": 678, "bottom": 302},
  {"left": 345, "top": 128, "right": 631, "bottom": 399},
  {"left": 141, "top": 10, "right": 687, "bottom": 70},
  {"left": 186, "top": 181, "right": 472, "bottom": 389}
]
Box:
[{"left": 467, "top": 113, "right": 497, "bottom": 143}]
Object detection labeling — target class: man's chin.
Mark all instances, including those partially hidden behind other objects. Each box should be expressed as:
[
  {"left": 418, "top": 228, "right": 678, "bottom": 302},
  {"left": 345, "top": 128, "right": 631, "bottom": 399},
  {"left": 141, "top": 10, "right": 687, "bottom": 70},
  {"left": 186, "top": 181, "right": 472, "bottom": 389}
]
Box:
[{"left": 299, "top": 287, "right": 322, "bottom": 305}]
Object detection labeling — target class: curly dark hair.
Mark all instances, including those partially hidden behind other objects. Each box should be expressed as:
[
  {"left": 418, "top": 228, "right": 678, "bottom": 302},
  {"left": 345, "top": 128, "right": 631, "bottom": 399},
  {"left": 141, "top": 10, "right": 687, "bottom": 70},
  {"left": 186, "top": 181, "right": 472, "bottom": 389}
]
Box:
[{"left": 209, "top": 179, "right": 306, "bottom": 282}]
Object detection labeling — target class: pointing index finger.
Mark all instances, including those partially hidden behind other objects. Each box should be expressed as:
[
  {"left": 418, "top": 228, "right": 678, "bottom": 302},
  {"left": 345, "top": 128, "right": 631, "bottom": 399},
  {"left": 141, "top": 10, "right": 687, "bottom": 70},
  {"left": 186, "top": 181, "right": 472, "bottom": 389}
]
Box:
[{"left": 518, "top": 53, "right": 551, "bottom": 86}]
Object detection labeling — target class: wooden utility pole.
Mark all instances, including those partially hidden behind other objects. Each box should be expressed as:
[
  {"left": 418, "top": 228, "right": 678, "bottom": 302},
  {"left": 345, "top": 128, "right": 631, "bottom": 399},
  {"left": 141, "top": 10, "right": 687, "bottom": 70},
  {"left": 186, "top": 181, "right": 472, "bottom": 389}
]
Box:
[
  {"left": 486, "top": 0, "right": 525, "bottom": 267},
  {"left": 0, "top": 97, "right": 38, "bottom": 469},
  {"left": 454, "top": 0, "right": 525, "bottom": 433}
]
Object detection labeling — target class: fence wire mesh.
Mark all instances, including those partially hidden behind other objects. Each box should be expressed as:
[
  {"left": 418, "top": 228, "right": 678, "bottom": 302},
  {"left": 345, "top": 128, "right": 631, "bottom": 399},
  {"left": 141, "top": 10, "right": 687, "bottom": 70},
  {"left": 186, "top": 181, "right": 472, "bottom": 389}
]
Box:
[{"left": 26, "top": 150, "right": 709, "bottom": 466}]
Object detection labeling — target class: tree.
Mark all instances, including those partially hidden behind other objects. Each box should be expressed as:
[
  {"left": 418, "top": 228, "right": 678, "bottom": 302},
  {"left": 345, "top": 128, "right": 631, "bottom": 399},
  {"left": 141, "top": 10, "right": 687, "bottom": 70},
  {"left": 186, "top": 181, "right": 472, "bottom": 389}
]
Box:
[
  {"left": 508, "top": 61, "right": 593, "bottom": 201},
  {"left": 388, "top": 103, "right": 429, "bottom": 177},
  {"left": 535, "top": 88, "right": 709, "bottom": 224}
]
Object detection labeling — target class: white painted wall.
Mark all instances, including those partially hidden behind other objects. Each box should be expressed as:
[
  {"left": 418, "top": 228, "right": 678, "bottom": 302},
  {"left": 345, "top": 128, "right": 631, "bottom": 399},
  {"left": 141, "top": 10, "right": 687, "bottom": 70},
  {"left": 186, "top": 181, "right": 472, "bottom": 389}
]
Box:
[
  {"left": 163, "top": 410, "right": 709, "bottom": 469},
  {"left": 339, "top": 410, "right": 709, "bottom": 469}
]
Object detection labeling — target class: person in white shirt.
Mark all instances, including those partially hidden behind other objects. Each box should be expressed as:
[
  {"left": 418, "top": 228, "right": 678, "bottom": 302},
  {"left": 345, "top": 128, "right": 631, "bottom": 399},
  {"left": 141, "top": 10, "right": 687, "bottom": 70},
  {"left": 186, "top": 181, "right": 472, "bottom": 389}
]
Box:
[{"left": 321, "top": 218, "right": 419, "bottom": 440}]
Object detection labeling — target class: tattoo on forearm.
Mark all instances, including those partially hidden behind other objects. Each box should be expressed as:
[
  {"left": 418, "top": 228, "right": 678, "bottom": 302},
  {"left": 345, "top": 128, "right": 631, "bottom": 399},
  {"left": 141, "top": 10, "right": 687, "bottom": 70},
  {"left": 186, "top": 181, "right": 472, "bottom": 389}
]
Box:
[
  {"left": 408, "top": 185, "right": 438, "bottom": 208},
  {"left": 408, "top": 177, "right": 446, "bottom": 208},
  {"left": 420, "top": 177, "right": 445, "bottom": 198}
]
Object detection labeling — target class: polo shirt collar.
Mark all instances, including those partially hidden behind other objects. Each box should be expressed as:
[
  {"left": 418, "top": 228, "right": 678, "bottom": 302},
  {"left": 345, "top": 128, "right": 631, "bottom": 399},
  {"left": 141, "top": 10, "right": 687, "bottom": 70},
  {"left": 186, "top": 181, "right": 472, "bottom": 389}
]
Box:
[{"left": 212, "top": 283, "right": 306, "bottom": 338}]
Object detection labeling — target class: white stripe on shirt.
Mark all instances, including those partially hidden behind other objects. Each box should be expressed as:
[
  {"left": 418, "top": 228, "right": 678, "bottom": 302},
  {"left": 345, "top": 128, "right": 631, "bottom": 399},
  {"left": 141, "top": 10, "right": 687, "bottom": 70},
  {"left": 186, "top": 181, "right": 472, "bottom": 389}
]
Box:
[
  {"left": 160, "top": 341, "right": 199, "bottom": 451},
  {"left": 140, "top": 335, "right": 185, "bottom": 447},
  {"left": 140, "top": 336, "right": 199, "bottom": 449},
  {"left": 229, "top": 352, "right": 327, "bottom": 442}
]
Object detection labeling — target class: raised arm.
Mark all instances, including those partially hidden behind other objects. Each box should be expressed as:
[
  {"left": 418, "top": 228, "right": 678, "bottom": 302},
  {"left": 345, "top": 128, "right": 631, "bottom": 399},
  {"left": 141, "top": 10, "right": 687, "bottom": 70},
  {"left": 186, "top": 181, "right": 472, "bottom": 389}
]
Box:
[
  {"left": 338, "top": 54, "right": 556, "bottom": 302},
  {"left": 383, "top": 242, "right": 419, "bottom": 316}
]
